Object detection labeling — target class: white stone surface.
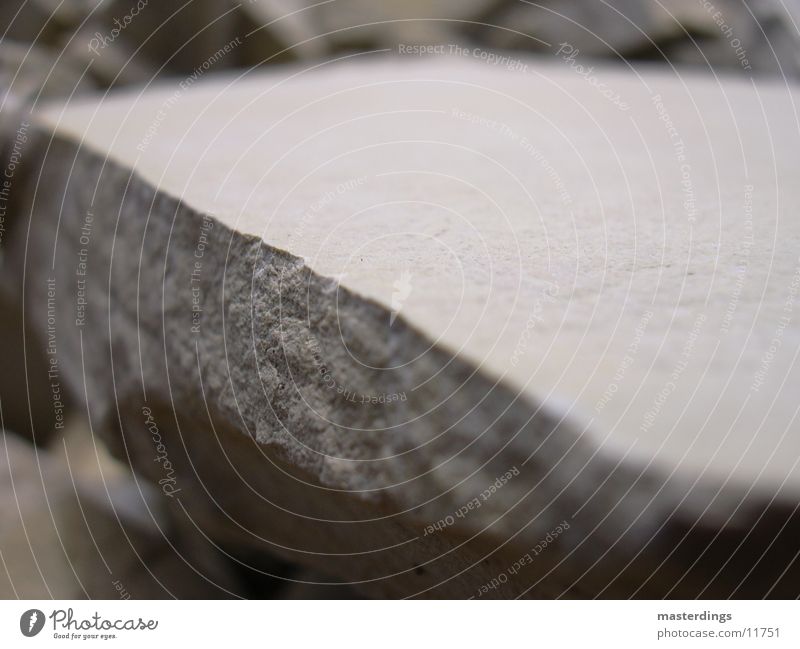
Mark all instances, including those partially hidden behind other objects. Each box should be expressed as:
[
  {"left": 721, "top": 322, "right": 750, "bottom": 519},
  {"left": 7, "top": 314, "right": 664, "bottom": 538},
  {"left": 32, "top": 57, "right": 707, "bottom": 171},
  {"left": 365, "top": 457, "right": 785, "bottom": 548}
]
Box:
[
  {"left": 6, "top": 56, "right": 795, "bottom": 597},
  {"left": 39, "top": 56, "right": 800, "bottom": 498}
]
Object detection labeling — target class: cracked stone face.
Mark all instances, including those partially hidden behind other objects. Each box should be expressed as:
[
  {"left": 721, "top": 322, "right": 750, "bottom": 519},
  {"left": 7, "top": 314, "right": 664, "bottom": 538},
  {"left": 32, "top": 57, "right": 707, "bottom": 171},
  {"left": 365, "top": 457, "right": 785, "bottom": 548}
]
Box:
[{"left": 4, "top": 56, "right": 800, "bottom": 597}]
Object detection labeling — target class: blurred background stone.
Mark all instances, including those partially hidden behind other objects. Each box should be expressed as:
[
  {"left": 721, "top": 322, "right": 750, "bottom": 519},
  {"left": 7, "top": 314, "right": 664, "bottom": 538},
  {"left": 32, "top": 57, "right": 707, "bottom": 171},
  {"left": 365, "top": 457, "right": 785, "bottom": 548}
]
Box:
[
  {"left": 0, "top": 421, "right": 241, "bottom": 598},
  {"left": 1, "top": 419, "right": 364, "bottom": 598},
  {"left": 1, "top": 0, "right": 799, "bottom": 600}
]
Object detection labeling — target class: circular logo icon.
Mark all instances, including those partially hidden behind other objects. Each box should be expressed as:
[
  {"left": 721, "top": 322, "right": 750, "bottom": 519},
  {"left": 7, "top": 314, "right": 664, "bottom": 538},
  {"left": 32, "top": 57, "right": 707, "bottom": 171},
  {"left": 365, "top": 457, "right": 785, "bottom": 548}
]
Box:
[{"left": 20, "top": 609, "right": 45, "bottom": 637}]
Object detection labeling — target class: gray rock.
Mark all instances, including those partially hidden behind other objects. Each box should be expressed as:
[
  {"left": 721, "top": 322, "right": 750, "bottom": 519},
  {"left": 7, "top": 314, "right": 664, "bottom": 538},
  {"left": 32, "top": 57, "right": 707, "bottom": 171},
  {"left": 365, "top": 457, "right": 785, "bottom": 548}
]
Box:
[{"left": 4, "top": 56, "right": 800, "bottom": 597}]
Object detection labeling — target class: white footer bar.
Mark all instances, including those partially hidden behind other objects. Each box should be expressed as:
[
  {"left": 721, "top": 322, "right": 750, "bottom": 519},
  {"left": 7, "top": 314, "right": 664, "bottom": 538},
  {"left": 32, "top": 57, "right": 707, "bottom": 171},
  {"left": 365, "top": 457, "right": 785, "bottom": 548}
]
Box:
[{"left": 1, "top": 600, "right": 795, "bottom": 647}]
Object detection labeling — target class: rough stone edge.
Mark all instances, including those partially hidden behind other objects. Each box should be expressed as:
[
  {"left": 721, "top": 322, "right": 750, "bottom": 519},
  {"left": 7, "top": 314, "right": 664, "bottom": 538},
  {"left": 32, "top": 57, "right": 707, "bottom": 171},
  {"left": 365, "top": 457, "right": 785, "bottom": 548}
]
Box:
[{"left": 7, "top": 122, "right": 799, "bottom": 596}]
